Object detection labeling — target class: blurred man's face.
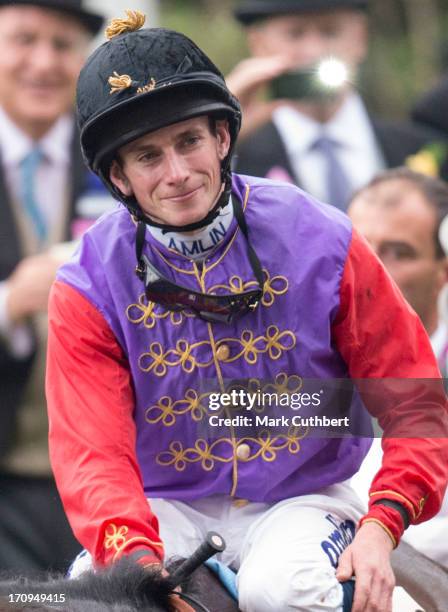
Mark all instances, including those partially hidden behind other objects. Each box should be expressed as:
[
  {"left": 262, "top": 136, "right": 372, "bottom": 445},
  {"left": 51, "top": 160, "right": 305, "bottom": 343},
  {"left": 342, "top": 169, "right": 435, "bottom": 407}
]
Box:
[
  {"left": 247, "top": 9, "right": 368, "bottom": 71},
  {"left": 0, "top": 6, "right": 89, "bottom": 137},
  {"left": 349, "top": 179, "right": 448, "bottom": 334}
]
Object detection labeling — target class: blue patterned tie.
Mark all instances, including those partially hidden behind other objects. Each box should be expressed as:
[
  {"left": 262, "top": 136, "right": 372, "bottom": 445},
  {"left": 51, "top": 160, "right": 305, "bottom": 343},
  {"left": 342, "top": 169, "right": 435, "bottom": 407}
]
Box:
[
  {"left": 311, "top": 134, "right": 352, "bottom": 211},
  {"left": 20, "top": 147, "right": 47, "bottom": 242}
]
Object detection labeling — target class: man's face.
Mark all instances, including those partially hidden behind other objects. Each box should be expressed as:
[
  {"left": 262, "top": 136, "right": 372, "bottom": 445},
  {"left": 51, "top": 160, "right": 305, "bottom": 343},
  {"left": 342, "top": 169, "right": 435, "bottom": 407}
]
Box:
[
  {"left": 247, "top": 10, "right": 368, "bottom": 71},
  {"left": 0, "top": 6, "right": 89, "bottom": 134},
  {"left": 109, "top": 116, "right": 231, "bottom": 228},
  {"left": 349, "top": 180, "right": 448, "bottom": 333}
]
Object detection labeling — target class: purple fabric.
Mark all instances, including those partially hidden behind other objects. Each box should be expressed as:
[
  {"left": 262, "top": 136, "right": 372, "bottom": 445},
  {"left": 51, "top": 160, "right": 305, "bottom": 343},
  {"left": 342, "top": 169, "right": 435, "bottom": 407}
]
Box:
[{"left": 58, "top": 174, "right": 372, "bottom": 502}]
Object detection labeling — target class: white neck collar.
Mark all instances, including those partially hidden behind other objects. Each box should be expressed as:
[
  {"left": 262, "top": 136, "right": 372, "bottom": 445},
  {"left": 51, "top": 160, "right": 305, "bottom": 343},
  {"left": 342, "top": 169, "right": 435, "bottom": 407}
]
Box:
[{"left": 147, "top": 198, "right": 234, "bottom": 260}]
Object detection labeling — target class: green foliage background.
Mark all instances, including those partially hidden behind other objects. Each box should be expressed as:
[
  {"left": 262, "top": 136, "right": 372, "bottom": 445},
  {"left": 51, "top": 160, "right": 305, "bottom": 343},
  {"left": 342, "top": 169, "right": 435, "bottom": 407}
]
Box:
[{"left": 159, "top": 0, "right": 448, "bottom": 118}]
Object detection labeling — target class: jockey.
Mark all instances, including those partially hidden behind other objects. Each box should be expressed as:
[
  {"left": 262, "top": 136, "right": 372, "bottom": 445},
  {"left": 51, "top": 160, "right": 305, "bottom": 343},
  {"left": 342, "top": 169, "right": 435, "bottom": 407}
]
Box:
[{"left": 46, "top": 11, "right": 448, "bottom": 612}]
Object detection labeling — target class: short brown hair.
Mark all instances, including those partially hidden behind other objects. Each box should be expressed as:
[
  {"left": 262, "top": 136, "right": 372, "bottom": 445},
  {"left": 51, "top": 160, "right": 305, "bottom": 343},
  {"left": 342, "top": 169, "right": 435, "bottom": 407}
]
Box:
[{"left": 350, "top": 167, "right": 448, "bottom": 259}]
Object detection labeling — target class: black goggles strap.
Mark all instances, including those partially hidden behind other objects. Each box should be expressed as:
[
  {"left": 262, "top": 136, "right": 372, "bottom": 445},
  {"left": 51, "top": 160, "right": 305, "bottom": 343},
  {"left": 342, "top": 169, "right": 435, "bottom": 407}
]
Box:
[
  {"left": 231, "top": 193, "right": 264, "bottom": 289},
  {"left": 135, "top": 219, "right": 147, "bottom": 280}
]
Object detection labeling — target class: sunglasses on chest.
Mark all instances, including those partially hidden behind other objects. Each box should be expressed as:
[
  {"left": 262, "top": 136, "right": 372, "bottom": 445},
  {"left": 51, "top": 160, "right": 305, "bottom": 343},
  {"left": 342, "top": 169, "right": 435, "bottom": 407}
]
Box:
[{"left": 134, "top": 195, "right": 264, "bottom": 324}]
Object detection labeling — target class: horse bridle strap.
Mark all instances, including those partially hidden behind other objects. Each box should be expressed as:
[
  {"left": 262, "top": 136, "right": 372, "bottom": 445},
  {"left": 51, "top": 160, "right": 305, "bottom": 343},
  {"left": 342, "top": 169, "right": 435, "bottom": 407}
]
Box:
[{"left": 169, "top": 591, "right": 211, "bottom": 612}]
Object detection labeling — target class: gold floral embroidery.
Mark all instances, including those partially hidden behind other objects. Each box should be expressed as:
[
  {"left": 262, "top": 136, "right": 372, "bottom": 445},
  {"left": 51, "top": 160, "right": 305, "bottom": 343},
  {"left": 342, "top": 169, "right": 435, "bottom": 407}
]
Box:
[
  {"left": 265, "top": 325, "right": 296, "bottom": 360},
  {"left": 126, "top": 294, "right": 194, "bottom": 329},
  {"left": 261, "top": 270, "right": 288, "bottom": 307},
  {"left": 156, "top": 427, "right": 307, "bottom": 472},
  {"left": 145, "top": 374, "right": 304, "bottom": 426},
  {"left": 228, "top": 374, "right": 303, "bottom": 414},
  {"left": 138, "top": 339, "right": 214, "bottom": 376},
  {"left": 264, "top": 372, "right": 303, "bottom": 395},
  {"left": 226, "top": 330, "right": 266, "bottom": 365},
  {"left": 104, "top": 524, "right": 128, "bottom": 551},
  {"left": 103, "top": 523, "right": 162, "bottom": 562},
  {"left": 145, "top": 389, "right": 209, "bottom": 426},
  {"left": 243, "top": 428, "right": 306, "bottom": 461},
  {"left": 217, "top": 326, "right": 296, "bottom": 365},
  {"left": 157, "top": 439, "right": 234, "bottom": 471},
  {"left": 138, "top": 328, "right": 297, "bottom": 376},
  {"left": 138, "top": 342, "right": 170, "bottom": 377},
  {"left": 174, "top": 339, "right": 196, "bottom": 373}
]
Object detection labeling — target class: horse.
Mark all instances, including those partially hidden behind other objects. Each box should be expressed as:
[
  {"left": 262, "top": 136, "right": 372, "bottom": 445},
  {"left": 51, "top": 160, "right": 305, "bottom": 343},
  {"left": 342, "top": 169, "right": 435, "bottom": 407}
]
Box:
[
  {"left": 0, "top": 533, "right": 238, "bottom": 612},
  {"left": 0, "top": 534, "right": 447, "bottom": 611}
]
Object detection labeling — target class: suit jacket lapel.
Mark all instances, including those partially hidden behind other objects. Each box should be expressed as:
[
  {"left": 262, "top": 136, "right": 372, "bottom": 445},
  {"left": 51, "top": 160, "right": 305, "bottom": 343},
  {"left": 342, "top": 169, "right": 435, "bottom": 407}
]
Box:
[
  {"left": 371, "top": 119, "right": 402, "bottom": 168},
  {"left": 371, "top": 117, "right": 434, "bottom": 169},
  {"left": 64, "top": 123, "right": 86, "bottom": 241},
  {"left": 263, "top": 122, "right": 300, "bottom": 185},
  {"left": 0, "top": 157, "right": 23, "bottom": 280},
  {"left": 236, "top": 121, "right": 303, "bottom": 188}
]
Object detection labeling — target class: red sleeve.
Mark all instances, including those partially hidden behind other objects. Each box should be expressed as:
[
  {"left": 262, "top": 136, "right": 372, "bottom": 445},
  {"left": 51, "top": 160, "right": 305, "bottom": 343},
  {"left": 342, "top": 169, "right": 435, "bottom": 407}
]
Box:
[
  {"left": 332, "top": 229, "right": 448, "bottom": 546},
  {"left": 46, "top": 280, "right": 164, "bottom": 568}
]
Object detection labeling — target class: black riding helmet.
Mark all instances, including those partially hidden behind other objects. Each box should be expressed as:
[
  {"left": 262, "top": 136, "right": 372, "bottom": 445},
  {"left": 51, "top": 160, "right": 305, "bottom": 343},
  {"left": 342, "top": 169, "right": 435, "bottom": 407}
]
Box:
[{"left": 77, "top": 11, "right": 242, "bottom": 231}]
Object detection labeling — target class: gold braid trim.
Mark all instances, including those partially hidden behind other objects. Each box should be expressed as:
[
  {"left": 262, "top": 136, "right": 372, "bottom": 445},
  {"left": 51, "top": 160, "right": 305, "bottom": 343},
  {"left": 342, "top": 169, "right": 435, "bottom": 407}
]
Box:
[
  {"left": 108, "top": 71, "right": 133, "bottom": 94},
  {"left": 106, "top": 10, "right": 146, "bottom": 40}
]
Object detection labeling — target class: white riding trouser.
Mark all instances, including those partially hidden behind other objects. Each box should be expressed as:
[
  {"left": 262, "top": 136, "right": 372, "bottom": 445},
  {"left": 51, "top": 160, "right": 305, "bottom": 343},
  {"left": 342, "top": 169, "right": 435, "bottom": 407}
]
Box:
[{"left": 70, "top": 481, "right": 364, "bottom": 611}]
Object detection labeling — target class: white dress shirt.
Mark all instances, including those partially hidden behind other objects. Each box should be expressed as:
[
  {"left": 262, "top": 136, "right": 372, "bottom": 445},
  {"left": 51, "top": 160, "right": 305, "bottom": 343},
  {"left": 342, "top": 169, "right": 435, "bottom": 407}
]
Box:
[
  {"left": 272, "top": 93, "right": 386, "bottom": 204},
  {"left": 0, "top": 107, "right": 74, "bottom": 356}
]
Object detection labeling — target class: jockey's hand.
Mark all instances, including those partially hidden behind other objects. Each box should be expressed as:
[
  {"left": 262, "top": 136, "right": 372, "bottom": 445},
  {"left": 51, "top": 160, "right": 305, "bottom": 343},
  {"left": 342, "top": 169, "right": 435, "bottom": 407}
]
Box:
[{"left": 336, "top": 522, "right": 395, "bottom": 612}]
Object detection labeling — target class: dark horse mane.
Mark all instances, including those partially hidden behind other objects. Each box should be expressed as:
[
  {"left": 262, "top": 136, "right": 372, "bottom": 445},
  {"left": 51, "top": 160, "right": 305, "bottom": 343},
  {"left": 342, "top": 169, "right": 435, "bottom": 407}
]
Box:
[
  {"left": 1, "top": 540, "right": 448, "bottom": 611},
  {"left": 0, "top": 557, "right": 239, "bottom": 612}
]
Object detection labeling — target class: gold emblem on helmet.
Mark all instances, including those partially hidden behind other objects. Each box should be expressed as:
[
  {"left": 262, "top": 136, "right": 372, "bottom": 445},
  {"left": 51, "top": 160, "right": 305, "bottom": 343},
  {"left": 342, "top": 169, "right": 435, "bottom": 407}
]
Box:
[{"left": 108, "top": 71, "right": 133, "bottom": 94}]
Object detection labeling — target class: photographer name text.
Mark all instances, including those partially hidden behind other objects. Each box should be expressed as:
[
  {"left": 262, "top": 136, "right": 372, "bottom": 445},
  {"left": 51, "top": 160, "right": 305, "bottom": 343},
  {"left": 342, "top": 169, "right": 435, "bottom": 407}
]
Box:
[{"left": 208, "top": 414, "right": 350, "bottom": 427}]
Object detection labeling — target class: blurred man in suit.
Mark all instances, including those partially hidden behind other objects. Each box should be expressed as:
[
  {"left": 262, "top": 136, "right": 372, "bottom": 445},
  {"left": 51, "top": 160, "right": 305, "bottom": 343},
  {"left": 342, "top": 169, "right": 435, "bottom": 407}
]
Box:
[
  {"left": 348, "top": 167, "right": 448, "bottom": 567},
  {"left": 0, "top": 0, "right": 108, "bottom": 574},
  {"left": 231, "top": 0, "right": 447, "bottom": 210},
  {"left": 412, "top": 76, "right": 448, "bottom": 136}
]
